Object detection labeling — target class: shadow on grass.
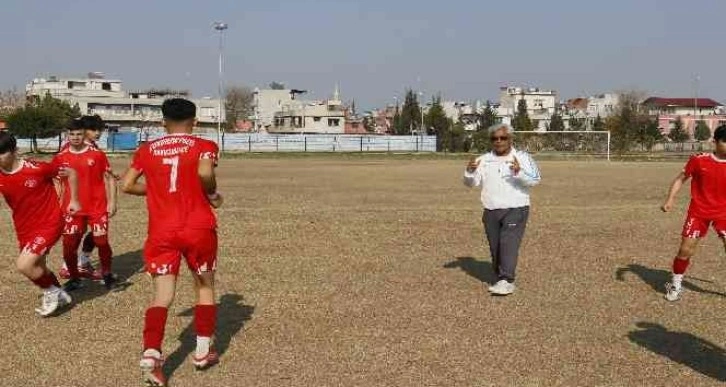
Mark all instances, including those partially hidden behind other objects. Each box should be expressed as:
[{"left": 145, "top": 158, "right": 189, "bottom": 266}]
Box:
[
  {"left": 54, "top": 249, "right": 144, "bottom": 315},
  {"left": 615, "top": 263, "right": 726, "bottom": 297},
  {"left": 443, "top": 256, "right": 496, "bottom": 285},
  {"left": 164, "top": 294, "right": 255, "bottom": 381},
  {"left": 629, "top": 322, "right": 726, "bottom": 382}
]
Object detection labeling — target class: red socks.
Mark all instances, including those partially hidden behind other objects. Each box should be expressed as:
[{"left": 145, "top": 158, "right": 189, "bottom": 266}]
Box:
[
  {"left": 143, "top": 304, "right": 216, "bottom": 353},
  {"left": 672, "top": 257, "right": 690, "bottom": 275},
  {"left": 93, "top": 235, "right": 113, "bottom": 274},
  {"left": 195, "top": 304, "right": 217, "bottom": 338},
  {"left": 143, "top": 307, "right": 169, "bottom": 352},
  {"left": 62, "top": 234, "right": 83, "bottom": 278},
  {"left": 31, "top": 271, "right": 60, "bottom": 289}
]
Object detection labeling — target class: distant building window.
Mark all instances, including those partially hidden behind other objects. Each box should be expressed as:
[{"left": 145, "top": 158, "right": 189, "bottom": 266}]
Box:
[
  {"left": 200, "top": 107, "right": 215, "bottom": 117},
  {"left": 102, "top": 83, "right": 111, "bottom": 91},
  {"left": 68, "top": 81, "right": 86, "bottom": 89},
  {"left": 313, "top": 117, "right": 321, "bottom": 122},
  {"left": 328, "top": 118, "right": 340, "bottom": 127}
]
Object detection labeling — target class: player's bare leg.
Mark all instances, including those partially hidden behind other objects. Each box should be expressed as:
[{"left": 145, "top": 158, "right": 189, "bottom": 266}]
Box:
[
  {"left": 666, "top": 237, "right": 699, "bottom": 301},
  {"left": 191, "top": 271, "right": 219, "bottom": 370},
  {"left": 140, "top": 274, "right": 177, "bottom": 387},
  {"left": 17, "top": 251, "right": 71, "bottom": 316},
  {"left": 79, "top": 231, "right": 98, "bottom": 278}
]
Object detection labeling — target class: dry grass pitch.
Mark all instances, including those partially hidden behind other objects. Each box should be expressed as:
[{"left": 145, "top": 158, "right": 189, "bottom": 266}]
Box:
[{"left": 2, "top": 155, "right": 726, "bottom": 387}]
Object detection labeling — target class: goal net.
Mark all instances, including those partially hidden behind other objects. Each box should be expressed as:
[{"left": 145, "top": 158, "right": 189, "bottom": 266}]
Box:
[{"left": 512, "top": 131, "right": 611, "bottom": 161}]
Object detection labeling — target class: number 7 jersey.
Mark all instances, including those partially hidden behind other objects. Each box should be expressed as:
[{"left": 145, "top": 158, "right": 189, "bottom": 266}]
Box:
[{"left": 131, "top": 134, "right": 219, "bottom": 234}]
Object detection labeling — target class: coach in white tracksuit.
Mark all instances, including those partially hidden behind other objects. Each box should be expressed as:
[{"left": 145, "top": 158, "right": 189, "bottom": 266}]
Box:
[{"left": 463, "top": 123, "right": 541, "bottom": 296}]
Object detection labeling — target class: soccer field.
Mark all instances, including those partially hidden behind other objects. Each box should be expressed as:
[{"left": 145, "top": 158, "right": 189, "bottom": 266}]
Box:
[{"left": 2, "top": 156, "right": 726, "bottom": 386}]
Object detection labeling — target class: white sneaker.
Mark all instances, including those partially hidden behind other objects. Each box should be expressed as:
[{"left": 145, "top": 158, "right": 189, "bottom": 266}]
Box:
[
  {"left": 488, "top": 280, "right": 516, "bottom": 296},
  {"left": 665, "top": 282, "right": 682, "bottom": 302},
  {"left": 140, "top": 349, "right": 166, "bottom": 387},
  {"left": 35, "top": 288, "right": 72, "bottom": 317}
]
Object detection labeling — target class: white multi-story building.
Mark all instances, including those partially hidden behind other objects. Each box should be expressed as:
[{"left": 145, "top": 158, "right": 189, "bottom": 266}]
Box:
[
  {"left": 254, "top": 86, "right": 347, "bottom": 134},
  {"left": 587, "top": 93, "right": 619, "bottom": 118},
  {"left": 498, "top": 86, "right": 558, "bottom": 130},
  {"left": 25, "top": 73, "right": 223, "bottom": 128}
]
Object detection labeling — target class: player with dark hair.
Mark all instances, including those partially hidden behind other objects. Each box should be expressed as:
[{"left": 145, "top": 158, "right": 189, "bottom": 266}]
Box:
[
  {"left": 122, "top": 98, "right": 223, "bottom": 386},
  {"left": 661, "top": 124, "right": 726, "bottom": 301},
  {"left": 54, "top": 118, "right": 118, "bottom": 289},
  {"left": 59, "top": 115, "right": 117, "bottom": 281},
  {"left": 0, "top": 131, "right": 81, "bottom": 316}
]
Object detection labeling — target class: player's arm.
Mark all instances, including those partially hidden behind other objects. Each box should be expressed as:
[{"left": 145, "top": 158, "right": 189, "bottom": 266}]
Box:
[
  {"left": 463, "top": 156, "right": 482, "bottom": 187},
  {"left": 198, "top": 158, "right": 223, "bottom": 208},
  {"left": 58, "top": 166, "right": 81, "bottom": 214},
  {"left": 50, "top": 155, "right": 65, "bottom": 202},
  {"left": 106, "top": 171, "right": 118, "bottom": 217},
  {"left": 198, "top": 143, "right": 222, "bottom": 208},
  {"left": 120, "top": 167, "right": 146, "bottom": 196},
  {"left": 661, "top": 171, "right": 690, "bottom": 212},
  {"left": 121, "top": 147, "right": 147, "bottom": 196},
  {"left": 100, "top": 154, "right": 118, "bottom": 217},
  {"left": 512, "top": 153, "right": 541, "bottom": 187}
]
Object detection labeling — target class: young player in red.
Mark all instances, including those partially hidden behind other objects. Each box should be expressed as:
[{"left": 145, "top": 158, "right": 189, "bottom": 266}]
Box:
[
  {"left": 121, "top": 98, "right": 223, "bottom": 387},
  {"left": 0, "top": 131, "right": 81, "bottom": 316},
  {"left": 54, "top": 118, "right": 118, "bottom": 289},
  {"left": 59, "top": 115, "right": 109, "bottom": 280},
  {"left": 661, "top": 124, "right": 726, "bottom": 301}
]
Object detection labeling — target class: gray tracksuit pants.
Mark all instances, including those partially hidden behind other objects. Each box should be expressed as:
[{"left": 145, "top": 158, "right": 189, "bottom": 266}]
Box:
[{"left": 482, "top": 206, "right": 529, "bottom": 283}]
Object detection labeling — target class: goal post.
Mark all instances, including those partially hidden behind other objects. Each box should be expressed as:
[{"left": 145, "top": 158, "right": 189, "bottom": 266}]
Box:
[{"left": 512, "top": 130, "right": 611, "bottom": 161}]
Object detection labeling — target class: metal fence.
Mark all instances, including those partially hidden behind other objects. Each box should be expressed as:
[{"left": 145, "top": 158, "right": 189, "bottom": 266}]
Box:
[{"left": 17, "top": 132, "right": 438, "bottom": 153}]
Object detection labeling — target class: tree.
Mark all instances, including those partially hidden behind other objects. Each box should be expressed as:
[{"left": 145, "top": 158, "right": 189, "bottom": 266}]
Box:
[
  {"left": 569, "top": 117, "right": 585, "bottom": 131},
  {"left": 636, "top": 119, "right": 663, "bottom": 151},
  {"left": 399, "top": 89, "right": 421, "bottom": 135},
  {"left": 694, "top": 120, "right": 711, "bottom": 141},
  {"left": 668, "top": 117, "right": 689, "bottom": 143},
  {"left": 392, "top": 104, "right": 405, "bottom": 135},
  {"left": 608, "top": 90, "right": 647, "bottom": 153},
  {"left": 0, "top": 87, "right": 25, "bottom": 118},
  {"left": 512, "top": 99, "right": 533, "bottom": 131},
  {"left": 548, "top": 112, "right": 565, "bottom": 131},
  {"left": 592, "top": 115, "right": 604, "bottom": 132},
  {"left": 479, "top": 101, "right": 498, "bottom": 130},
  {"left": 269, "top": 81, "right": 285, "bottom": 90},
  {"left": 440, "top": 119, "right": 467, "bottom": 153},
  {"left": 6, "top": 93, "right": 80, "bottom": 152},
  {"left": 471, "top": 101, "right": 498, "bottom": 152},
  {"left": 224, "top": 86, "right": 254, "bottom": 132},
  {"left": 424, "top": 95, "right": 450, "bottom": 150}
]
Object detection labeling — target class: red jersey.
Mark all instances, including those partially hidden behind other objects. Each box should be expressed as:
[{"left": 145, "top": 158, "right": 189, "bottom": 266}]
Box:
[
  {"left": 131, "top": 134, "right": 218, "bottom": 234},
  {"left": 0, "top": 160, "right": 63, "bottom": 236},
  {"left": 53, "top": 146, "right": 111, "bottom": 216},
  {"left": 684, "top": 153, "right": 726, "bottom": 219}
]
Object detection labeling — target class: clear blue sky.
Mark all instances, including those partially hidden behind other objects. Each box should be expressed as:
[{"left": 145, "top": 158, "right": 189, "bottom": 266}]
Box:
[{"left": 2, "top": 0, "right": 724, "bottom": 109}]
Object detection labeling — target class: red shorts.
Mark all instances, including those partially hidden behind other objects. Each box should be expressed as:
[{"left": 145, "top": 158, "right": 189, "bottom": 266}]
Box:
[
  {"left": 17, "top": 224, "right": 62, "bottom": 256},
  {"left": 63, "top": 213, "right": 109, "bottom": 236},
  {"left": 682, "top": 214, "right": 726, "bottom": 239},
  {"left": 143, "top": 228, "right": 218, "bottom": 276}
]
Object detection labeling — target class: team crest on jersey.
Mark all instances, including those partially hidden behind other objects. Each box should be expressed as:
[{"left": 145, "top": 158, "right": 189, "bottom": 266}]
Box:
[
  {"left": 24, "top": 179, "right": 38, "bottom": 188},
  {"left": 33, "top": 236, "right": 46, "bottom": 245},
  {"left": 87, "top": 159, "right": 96, "bottom": 167}
]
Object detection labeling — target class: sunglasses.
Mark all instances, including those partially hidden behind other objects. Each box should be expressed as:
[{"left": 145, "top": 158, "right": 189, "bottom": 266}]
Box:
[{"left": 490, "top": 136, "right": 510, "bottom": 142}]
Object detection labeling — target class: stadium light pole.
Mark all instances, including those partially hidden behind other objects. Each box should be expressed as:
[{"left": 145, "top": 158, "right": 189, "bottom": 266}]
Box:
[
  {"left": 694, "top": 74, "right": 700, "bottom": 125},
  {"left": 213, "top": 21, "right": 228, "bottom": 152}
]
